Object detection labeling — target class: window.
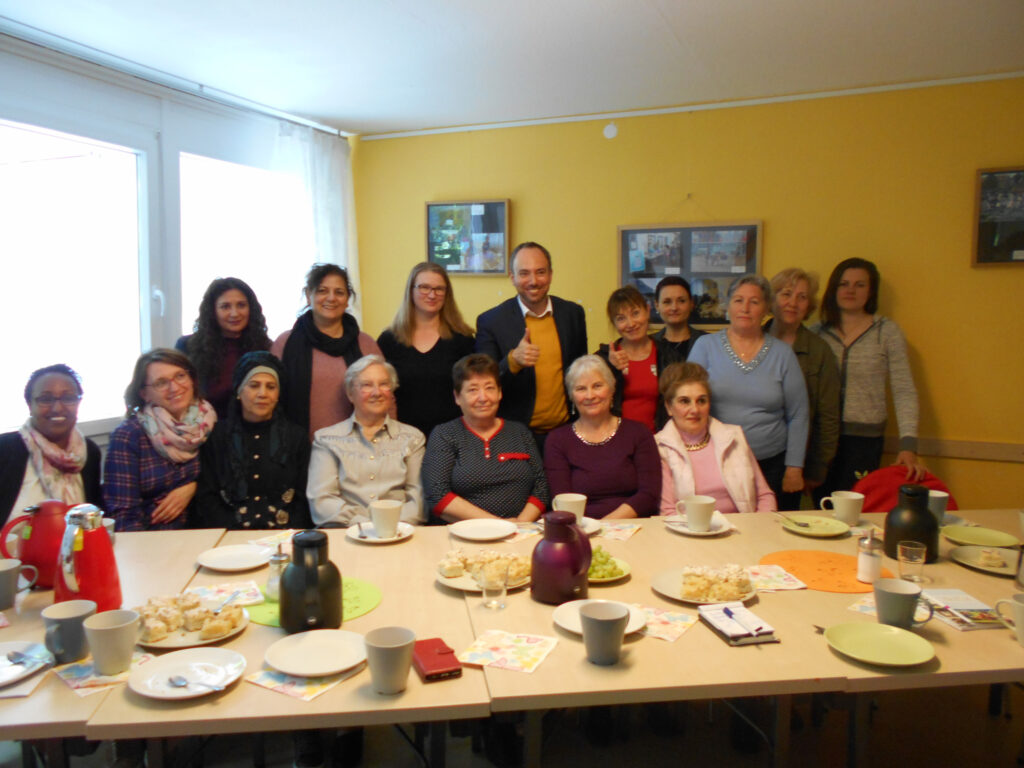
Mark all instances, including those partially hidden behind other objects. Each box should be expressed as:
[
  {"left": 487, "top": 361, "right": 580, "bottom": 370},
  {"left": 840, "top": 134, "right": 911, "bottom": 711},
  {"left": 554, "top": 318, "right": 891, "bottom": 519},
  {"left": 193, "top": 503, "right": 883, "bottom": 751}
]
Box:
[
  {"left": 0, "top": 119, "right": 142, "bottom": 431},
  {"left": 178, "top": 152, "right": 317, "bottom": 339}
]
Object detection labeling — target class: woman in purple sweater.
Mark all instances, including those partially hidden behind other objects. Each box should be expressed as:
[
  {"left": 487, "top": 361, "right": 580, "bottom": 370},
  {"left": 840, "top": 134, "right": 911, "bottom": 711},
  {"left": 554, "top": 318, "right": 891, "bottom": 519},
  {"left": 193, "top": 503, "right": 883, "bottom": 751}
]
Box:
[{"left": 543, "top": 355, "right": 661, "bottom": 519}]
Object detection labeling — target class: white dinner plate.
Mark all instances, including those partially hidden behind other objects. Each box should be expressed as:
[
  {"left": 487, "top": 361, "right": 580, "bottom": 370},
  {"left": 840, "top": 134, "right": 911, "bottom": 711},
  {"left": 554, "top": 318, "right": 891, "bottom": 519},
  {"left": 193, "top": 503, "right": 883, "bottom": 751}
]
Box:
[
  {"left": 346, "top": 521, "right": 415, "bottom": 545},
  {"left": 196, "top": 544, "right": 274, "bottom": 572},
  {"left": 435, "top": 572, "right": 531, "bottom": 593},
  {"left": 552, "top": 599, "right": 647, "bottom": 635},
  {"left": 0, "top": 642, "right": 52, "bottom": 689},
  {"left": 664, "top": 511, "right": 731, "bottom": 537},
  {"left": 137, "top": 607, "right": 250, "bottom": 649},
  {"left": 128, "top": 647, "right": 246, "bottom": 700},
  {"left": 449, "top": 519, "right": 517, "bottom": 542},
  {"left": 264, "top": 629, "right": 366, "bottom": 677},
  {"left": 651, "top": 568, "right": 757, "bottom": 605}
]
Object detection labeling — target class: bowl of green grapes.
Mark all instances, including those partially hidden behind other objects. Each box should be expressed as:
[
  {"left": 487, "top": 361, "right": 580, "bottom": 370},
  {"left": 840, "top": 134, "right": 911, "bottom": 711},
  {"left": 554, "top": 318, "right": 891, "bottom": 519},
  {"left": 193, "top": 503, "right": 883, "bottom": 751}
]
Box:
[{"left": 588, "top": 545, "right": 630, "bottom": 584}]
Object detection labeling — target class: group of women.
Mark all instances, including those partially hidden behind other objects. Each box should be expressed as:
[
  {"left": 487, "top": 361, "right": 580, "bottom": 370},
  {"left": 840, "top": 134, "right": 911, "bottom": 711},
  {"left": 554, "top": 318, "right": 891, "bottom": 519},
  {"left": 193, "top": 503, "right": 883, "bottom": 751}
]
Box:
[{"left": 1, "top": 256, "right": 924, "bottom": 534}]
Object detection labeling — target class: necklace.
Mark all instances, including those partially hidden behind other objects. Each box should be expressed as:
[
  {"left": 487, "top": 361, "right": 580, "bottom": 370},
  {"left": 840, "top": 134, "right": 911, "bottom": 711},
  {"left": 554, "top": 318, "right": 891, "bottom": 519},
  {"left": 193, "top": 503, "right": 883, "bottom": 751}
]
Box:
[
  {"left": 683, "top": 432, "right": 710, "bottom": 452},
  {"left": 573, "top": 417, "right": 620, "bottom": 447}
]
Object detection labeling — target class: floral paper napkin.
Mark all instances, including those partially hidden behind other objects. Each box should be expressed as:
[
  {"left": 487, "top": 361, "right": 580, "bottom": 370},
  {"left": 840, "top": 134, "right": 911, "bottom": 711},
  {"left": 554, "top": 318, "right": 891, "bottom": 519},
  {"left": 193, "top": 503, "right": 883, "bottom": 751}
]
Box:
[
  {"left": 599, "top": 522, "right": 642, "bottom": 541},
  {"left": 249, "top": 530, "right": 296, "bottom": 551},
  {"left": 746, "top": 564, "right": 807, "bottom": 591},
  {"left": 245, "top": 662, "right": 364, "bottom": 701},
  {"left": 457, "top": 630, "right": 557, "bottom": 673},
  {"left": 185, "top": 581, "right": 264, "bottom": 605},
  {"left": 55, "top": 651, "right": 155, "bottom": 696},
  {"left": 631, "top": 604, "right": 697, "bottom": 641},
  {"left": 510, "top": 523, "right": 542, "bottom": 542}
]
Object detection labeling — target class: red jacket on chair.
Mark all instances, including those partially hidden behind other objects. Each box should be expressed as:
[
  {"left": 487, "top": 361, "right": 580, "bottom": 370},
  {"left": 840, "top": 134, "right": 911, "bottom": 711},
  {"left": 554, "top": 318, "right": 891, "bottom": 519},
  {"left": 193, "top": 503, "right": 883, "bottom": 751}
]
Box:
[{"left": 851, "top": 465, "right": 959, "bottom": 513}]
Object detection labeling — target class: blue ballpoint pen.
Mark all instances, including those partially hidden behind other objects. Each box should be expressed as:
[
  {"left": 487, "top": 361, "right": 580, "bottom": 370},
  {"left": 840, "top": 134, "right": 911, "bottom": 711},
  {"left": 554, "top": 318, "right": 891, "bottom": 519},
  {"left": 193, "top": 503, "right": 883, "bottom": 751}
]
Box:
[{"left": 723, "top": 607, "right": 761, "bottom": 637}]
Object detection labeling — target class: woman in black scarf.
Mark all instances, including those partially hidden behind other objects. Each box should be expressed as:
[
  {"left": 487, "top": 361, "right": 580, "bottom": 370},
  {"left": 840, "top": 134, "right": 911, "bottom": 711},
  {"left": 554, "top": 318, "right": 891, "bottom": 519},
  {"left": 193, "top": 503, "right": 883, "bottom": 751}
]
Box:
[
  {"left": 194, "top": 352, "right": 311, "bottom": 529},
  {"left": 270, "top": 263, "right": 382, "bottom": 439}
]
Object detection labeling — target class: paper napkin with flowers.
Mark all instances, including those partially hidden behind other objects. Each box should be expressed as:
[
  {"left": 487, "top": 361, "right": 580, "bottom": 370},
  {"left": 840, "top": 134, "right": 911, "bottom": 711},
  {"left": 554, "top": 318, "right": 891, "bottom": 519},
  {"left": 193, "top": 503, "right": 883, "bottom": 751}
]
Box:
[
  {"left": 632, "top": 604, "right": 697, "bottom": 641},
  {"left": 55, "top": 651, "right": 155, "bottom": 696},
  {"left": 599, "top": 522, "right": 642, "bottom": 541},
  {"left": 185, "top": 580, "right": 264, "bottom": 605},
  {"left": 510, "top": 523, "right": 542, "bottom": 542},
  {"left": 746, "top": 564, "right": 807, "bottom": 591},
  {"left": 245, "top": 663, "right": 364, "bottom": 701},
  {"left": 457, "top": 630, "right": 557, "bottom": 673}
]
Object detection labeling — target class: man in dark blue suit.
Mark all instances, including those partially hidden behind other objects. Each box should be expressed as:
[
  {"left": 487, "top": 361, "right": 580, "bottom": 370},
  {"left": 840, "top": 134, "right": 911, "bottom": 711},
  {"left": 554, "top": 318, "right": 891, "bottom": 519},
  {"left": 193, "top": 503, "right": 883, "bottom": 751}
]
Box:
[{"left": 475, "top": 242, "right": 587, "bottom": 451}]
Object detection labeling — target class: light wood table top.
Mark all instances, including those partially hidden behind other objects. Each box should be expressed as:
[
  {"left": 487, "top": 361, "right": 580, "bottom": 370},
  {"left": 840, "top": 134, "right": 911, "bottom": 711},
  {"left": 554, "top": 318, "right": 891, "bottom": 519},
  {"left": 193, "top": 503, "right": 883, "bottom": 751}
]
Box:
[
  {"left": 0, "top": 528, "right": 224, "bottom": 739},
  {"left": 461, "top": 510, "right": 1024, "bottom": 712},
  {"left": 86, "top": 527, "right": 490, "bottom": 740}
]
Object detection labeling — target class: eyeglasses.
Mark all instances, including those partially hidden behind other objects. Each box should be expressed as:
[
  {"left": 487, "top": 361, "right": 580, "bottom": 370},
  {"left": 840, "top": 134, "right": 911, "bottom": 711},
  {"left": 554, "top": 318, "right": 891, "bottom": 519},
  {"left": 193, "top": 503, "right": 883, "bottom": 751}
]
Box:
[
  {"left": 357, "top": 381, "right": 394, "bottom": 394},
  {"left": 145, "top": 371, "right": 191, "bottom": 392},
  {"left": 415, "top": 284, "right": 446, "bottom": 297},
  {"left": 33, "top": 394, "right": 82, "bottom": 408}
]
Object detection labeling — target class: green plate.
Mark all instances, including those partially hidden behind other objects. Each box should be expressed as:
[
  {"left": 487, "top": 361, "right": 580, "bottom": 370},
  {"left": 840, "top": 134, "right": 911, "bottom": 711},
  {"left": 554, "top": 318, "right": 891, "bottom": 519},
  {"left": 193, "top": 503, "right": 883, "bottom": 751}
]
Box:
[
  {"left": 824, "top": 622, "right": 934, "bottom": 667},
  {"left": 780, "top": 514, "right": 850, "bottom": 538},
  {"left": 589, "top": 557, "right": 631, "bottom": 584},
  {"left": 942, "top": 525, "right": 1020, "bottom": 548}
]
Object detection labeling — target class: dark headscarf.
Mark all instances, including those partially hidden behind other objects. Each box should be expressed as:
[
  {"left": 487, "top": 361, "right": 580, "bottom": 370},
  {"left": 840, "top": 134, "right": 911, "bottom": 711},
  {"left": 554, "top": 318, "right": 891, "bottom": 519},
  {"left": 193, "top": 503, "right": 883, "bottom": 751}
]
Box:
[
  {"left": 279, "top": 311, "right": 363, "bottom": 432},
  {"left": 215, "top": 352, "right": 295, "bottom": 512}
]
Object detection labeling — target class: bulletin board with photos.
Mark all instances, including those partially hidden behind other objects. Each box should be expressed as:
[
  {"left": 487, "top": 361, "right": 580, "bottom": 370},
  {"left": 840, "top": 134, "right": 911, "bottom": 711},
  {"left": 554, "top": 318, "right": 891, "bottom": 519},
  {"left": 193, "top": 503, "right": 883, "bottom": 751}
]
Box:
[
  {"left": 618, "top": 221, "right": 762, "bottom": 327},
  {"left": 426, "top": 199, "right": 509, "bottom": 275}
]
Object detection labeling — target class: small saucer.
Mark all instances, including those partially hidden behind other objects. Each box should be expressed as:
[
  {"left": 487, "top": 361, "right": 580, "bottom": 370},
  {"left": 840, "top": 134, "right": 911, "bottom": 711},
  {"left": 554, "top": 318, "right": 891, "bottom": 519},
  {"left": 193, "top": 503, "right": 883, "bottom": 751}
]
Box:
[{"left": 346, "top": 521, "right": 415, "bottom": 545}]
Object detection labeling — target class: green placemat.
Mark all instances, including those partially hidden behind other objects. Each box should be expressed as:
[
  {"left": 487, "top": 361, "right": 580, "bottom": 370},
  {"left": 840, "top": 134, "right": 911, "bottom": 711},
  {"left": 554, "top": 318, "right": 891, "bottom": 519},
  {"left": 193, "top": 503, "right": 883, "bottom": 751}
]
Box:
[{"left": 248, "top": 577, "right": 382, "bottom": 627}]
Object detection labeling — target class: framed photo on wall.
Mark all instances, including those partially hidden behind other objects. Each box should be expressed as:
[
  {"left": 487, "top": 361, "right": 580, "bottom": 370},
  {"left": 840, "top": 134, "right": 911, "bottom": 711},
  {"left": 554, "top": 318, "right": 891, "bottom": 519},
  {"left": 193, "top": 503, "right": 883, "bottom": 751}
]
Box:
[
  {"left": 426, "top": 199, "right": 509, "bottom": 275},
  {"left": 618, "top": 221, "right": 762, "bottom": 327},
  {"left": 974, "top": 168, "right": 1024, "bottom": 266}
]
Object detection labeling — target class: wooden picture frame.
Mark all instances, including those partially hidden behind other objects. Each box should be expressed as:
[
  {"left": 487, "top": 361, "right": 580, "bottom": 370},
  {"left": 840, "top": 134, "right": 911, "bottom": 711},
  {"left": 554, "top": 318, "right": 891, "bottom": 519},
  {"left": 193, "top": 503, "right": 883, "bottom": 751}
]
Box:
[
  {"left": 618, "top": 221, "right": 762, "bottom": 327},
  {"left": 974, "top": 168, "right": 1024, "bottom": 266},
  {"left": 426, "top": 199, "right": 509, "bottom": 275}
]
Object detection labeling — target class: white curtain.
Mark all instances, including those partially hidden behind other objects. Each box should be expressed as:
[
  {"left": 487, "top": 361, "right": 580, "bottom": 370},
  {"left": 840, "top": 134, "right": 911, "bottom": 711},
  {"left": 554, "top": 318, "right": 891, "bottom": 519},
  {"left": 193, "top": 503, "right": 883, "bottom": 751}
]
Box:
[{"left": 273, "top": 124, "right": 361, "bottom": 322}]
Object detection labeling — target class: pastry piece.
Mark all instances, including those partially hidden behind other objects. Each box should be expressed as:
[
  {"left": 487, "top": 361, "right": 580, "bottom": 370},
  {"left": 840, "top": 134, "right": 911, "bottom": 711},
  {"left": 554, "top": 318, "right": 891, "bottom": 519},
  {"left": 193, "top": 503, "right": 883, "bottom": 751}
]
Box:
[
  {"left": 219, "top": 604, "right": 243, "bottom": 629},
  {"left": 176, "top": 593, "right": 202, "bottom": 612},
  {"left": 979, "top": 549, "right": 1007, "bottom": 568},
  {"left": 183, "top": 607, "right": 212, "bottom": 632},
  {"left": 199, "top": 617, "right": 231, "bottom": 640},
  {"left": 140, "top": 618, "right": 169, "bottom": 643},
  {"left": 438, "top": 557, "right": 464, "bottom": 577}
]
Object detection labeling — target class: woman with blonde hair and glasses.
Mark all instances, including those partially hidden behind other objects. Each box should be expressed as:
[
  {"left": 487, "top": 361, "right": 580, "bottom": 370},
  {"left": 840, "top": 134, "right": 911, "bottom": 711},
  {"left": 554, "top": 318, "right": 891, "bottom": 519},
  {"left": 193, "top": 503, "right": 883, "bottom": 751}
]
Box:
[
  {"left": 378, "top": 262, "right": 474, "bottom": 439},
  {"left": 765, "top": 268, "right": 840, "bottom": 510}
]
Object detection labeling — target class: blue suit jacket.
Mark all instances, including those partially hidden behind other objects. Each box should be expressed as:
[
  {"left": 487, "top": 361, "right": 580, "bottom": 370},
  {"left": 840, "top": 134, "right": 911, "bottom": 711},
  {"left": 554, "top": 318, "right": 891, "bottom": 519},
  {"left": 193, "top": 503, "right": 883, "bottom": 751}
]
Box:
[{"left": 475, "top": 296, "right": 588, "bottom": 427}]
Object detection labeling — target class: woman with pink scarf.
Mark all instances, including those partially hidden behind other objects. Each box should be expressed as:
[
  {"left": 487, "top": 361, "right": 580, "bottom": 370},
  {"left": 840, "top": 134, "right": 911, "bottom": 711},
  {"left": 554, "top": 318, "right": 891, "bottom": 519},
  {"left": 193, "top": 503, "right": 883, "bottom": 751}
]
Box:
[
  {"left": 0, "top": 365, "right": 103, "bottom": 526},
  {"left": 104, "top": 349, "right": 216, "bottom": 531}
]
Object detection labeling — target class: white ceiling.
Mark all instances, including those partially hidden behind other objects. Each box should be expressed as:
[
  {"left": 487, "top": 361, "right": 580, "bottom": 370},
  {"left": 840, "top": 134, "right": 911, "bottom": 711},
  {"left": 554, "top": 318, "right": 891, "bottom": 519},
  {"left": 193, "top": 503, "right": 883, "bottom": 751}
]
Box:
[{"left": 1, "top": 0, "right": 1023, "bottom": 135}]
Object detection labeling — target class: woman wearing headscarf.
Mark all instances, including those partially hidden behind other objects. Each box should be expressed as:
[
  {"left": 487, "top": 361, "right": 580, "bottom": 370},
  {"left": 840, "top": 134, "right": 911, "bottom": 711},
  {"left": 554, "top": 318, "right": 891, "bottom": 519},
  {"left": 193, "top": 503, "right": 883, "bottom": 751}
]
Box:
[
  {"left": 175, "top": 277, "right": 272, "bottom": 418},
  {"left": 195, "top": 352, "right": 311, "bottom": 530},
  {"left": 271, "top": 263, "right": 381, "bottom": 439},
  {"left": 0, "top": 365, "right": 102, "bottom": 526},
  {"left": 103, "top": 349, "right": 216, "bottom": 531}
]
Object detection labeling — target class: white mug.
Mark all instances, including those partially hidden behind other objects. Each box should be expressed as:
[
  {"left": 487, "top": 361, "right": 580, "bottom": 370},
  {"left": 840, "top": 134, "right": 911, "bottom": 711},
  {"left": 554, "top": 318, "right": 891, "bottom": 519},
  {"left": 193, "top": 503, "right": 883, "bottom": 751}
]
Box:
[
  {"left": 995, "top": 594, "right": 1024, "bottom": 647},
  {"left": 677, "top": 495, "right": 715, "bottom": 532},
  {"left": 369, "top": 500, "right": 402, "bottom": 540},
  {"left": 553, "top": 493, "right": 587, "bottom": 524},
  {"left": 84, "top": 609, "right": 140, "bottom": 675},
  {"left": 364, "top": 626, "right": 416, "bottom": 694},
  {"left": 820, "top": 491, "right": 864, "bottom": 526}
]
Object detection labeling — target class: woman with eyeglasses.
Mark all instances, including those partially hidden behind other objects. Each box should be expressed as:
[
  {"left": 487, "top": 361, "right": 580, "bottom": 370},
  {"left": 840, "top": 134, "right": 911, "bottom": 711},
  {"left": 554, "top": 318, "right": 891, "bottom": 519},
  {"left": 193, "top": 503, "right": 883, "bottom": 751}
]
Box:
[
  {"left": 377, "top": 262, "right": 474, "bottom": 439},
  {"left": 271, "top": 264, "right": 382, "bottom": 439},
  {"left": 175, "top": 277, "right": 272, "bottom": 419},
  {"left": 0, "top": 365, "right": 103, "bottom": 526},
  {"left": 307, "top": 356, "right": 425, "bottom": 527},
  {"left": 104, "top": 349, "right": 216, "bottom": 531}
]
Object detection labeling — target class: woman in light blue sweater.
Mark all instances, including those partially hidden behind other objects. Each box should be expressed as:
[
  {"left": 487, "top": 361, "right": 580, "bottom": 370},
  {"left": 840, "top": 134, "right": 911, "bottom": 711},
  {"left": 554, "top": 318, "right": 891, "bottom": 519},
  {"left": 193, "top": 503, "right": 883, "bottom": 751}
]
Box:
[{"left": 688, "top": 275, "right": 809, "bottom": 504}]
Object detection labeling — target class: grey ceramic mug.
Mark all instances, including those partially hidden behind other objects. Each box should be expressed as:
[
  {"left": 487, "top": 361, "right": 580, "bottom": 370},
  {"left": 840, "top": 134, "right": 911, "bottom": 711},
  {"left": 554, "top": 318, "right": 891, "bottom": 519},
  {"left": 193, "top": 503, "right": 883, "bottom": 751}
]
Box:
[
  {"left": 0, "top": 558, "right": 39, "bottom": 611},
  {"left": 42, "top": 599, "right": 97, "bottom": 663},
  {"left": 579, "top": 601, "right": 629, "bottom": 665},
  {"left": 874, "top": 578, "right": 933, "bottom": 630}
]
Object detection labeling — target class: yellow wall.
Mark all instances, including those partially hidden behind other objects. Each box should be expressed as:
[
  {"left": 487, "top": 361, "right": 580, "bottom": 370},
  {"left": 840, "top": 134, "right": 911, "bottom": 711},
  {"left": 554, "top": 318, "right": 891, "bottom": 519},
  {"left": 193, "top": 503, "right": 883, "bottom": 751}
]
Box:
[{"left": 352, "top": 78, "right": 1024, "bottom": 509}]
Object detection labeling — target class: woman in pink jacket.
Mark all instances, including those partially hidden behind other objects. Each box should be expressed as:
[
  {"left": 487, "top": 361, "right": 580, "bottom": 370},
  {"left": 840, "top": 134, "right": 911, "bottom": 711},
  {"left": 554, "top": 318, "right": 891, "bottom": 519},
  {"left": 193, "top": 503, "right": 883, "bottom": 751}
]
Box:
[{"left": 656, "top": 362, "right": 776, "bottom": 514}]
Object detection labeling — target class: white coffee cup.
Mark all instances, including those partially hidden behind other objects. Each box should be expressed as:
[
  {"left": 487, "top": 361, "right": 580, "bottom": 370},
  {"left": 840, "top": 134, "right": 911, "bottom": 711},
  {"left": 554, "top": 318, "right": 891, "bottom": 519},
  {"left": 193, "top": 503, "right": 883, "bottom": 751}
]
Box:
[
  {"left": 364, "top": 626, "right": 416, "bottom": 694},
  {"left": 677, "top": 495, "right": 715, "bottom": 532},
  {"left": 369, "top": 500, "right": 402, "bottom": 540},
  {"left": 820, "top": 491, "right": 864, "bottom": 526},
  {"left": 579, "top": 601, "right": 629, "bottom": 665},
  {"left": 553, "top": 493, "right": 587, "bottom": 524},
  {"left": 995, "top": 594, "right": 1024, "bottom": 647},
  {"left": 927, "top": 491, "right": 949, "bottom": 528},
  {"left": 84, "top": 609, "right": 140, "bottom": 675},
  {"left": 102, "top": 517, "right": 116, "bottom": 545}
]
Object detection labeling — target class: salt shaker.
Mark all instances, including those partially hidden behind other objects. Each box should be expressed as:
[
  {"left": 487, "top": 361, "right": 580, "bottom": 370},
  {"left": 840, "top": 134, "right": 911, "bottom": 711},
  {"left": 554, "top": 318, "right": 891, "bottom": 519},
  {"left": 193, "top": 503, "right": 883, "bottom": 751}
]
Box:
[
  {"left": 857, "top": 529, "right": 883, "bottom": 583},
  {"left": 265, "top": 543, "right": 290, "bottom": 602}
]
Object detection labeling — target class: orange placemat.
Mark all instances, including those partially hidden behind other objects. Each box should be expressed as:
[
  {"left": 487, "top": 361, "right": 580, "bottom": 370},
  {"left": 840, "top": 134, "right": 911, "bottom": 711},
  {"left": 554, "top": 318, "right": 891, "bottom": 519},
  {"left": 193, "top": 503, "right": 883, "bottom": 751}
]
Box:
[{"left": 759, "top": 550, "right": 893, "bottom": 593}]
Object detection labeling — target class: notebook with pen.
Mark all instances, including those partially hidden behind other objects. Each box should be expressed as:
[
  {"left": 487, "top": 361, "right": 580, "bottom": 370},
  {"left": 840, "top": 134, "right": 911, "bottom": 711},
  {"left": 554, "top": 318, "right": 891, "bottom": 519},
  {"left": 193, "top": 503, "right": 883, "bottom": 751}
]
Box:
[{"left": 698, "top": 602, "right": 779, "bottom": 646}]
